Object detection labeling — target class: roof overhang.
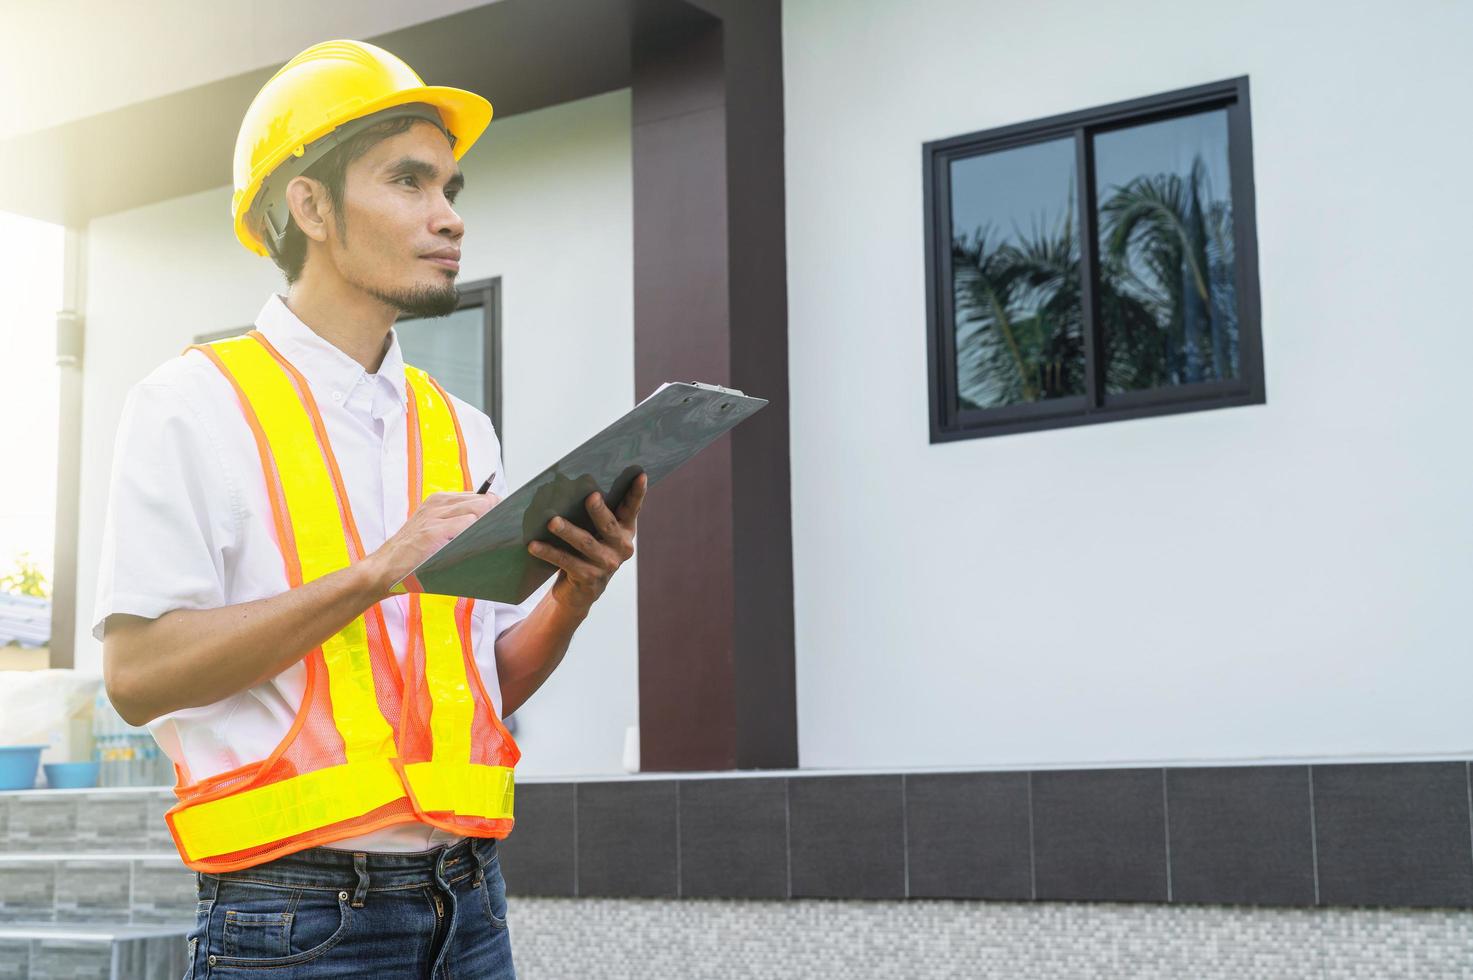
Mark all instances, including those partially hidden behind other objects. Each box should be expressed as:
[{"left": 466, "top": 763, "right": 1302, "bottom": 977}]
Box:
[{"left": 0, "top": 0, "right": 714, "bottom": 228}]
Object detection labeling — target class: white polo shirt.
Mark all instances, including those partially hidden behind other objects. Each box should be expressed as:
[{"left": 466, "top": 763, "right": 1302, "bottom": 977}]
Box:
[{"left": 92, "top": 291, "right": 549, "bottom": 853}]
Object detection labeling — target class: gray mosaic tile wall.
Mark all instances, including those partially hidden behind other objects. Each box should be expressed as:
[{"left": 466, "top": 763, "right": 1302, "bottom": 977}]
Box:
[
  {"left": 0, "top": 855, "right": 195, "bottom": 925},
  {"left": 1, "top": 790, "right": 175, "bottom": 853},
  {"left": 504, "top": 897, "right": 1473, "bottom": 979},
  {"left": 0, "top": 930, "right": 188, "bottom": 980},
  {"left": 0, "top": 788, "right": 191, "bottom": 979}
]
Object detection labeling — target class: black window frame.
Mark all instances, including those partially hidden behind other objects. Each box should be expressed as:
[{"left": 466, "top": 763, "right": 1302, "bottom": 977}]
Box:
[
  {"left": 923, "top": 76, "right": 1265, "bottom": 442},
  {"left": 194, "top": 276, "right": 504, "bottom": 436}
]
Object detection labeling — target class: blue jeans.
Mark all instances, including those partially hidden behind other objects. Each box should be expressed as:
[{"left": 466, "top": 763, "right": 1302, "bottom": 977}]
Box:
[{"left": 184, "top": 835, "right": 515, "bottom": 978}]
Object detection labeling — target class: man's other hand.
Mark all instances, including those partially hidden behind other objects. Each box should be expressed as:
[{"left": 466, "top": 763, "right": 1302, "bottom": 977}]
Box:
[{"left": 529, "top": 472, "right": 647, "bottom": 615}]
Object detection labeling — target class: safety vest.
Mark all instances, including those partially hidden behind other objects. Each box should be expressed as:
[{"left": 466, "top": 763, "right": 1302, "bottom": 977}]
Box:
[{"left": 161, "top": 329, "right": 520, "bottom": 873}]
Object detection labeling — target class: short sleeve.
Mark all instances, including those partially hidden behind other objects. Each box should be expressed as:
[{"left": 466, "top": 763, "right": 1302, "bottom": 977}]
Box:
[{"left": 91, "top": 381, "right": 238, "bottom": 642}]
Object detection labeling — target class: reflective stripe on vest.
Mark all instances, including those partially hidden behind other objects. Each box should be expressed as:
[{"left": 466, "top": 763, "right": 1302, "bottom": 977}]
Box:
[
  {"left": 164, "top": 331, "right": 515, "bottom": 869},
  {"left": 403, "top": 362, "right": 489, "bottom": 807}
]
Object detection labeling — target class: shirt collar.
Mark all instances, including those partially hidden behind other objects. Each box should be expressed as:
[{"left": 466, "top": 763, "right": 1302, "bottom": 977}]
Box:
[{"left": 252, "top": 292, "right": 407, "bottom": 404}]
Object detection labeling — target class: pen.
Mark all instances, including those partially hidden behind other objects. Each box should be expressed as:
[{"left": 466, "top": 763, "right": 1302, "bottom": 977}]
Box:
[{"left": 475, "top": 471, "right": 497, "bottom": 495}]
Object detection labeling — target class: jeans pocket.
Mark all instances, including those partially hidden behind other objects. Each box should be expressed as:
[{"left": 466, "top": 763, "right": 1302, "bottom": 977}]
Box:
[
  {"left": 223, "top": 909, "right": 292, "bottom": 959},
  {"left": 207, "top": 883, "right": 353, "bottom": 969},
  {"left": 477, "top": 856, "right": 509, "bottom": 931}
]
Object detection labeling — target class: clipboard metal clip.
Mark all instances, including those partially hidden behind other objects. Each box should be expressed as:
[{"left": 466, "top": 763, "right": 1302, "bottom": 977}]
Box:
[{"left": 687, "top": 381, "right": 747, "bottom": 397}]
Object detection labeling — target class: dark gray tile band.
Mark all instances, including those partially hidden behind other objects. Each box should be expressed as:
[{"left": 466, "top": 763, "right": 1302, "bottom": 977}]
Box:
[
  {"left": 497, "top": 760, "right": 1473, "bottom": 910},
  {"left": 788, "top": 775, "right": 905, "bottom": 899},
  {"left": 496, "top": 783, "right": 575, "bottom": 897},
  {"left": 1312, "top": 762, "right": 1473, "bottom": 908},
  {"left": 678, "top": 778, "right": 789, "bottom": 899},
  {"left": 905, "top": 771, "right": 1032, "bottom": 900},
  {"left": 1166, "top": 766, "right": 1316, "bottom": 907},
  {"left": 1031, "top": 768, "right": 1169, "bottom": 903},
  {"left": 575, "top": 780, "right": 678, "bottom": 899}
]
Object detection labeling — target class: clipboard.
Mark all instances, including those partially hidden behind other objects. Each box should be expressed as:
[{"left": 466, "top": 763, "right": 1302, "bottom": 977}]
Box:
[{"left": 388, "top": 381, "right": 768, "bottom": 603}]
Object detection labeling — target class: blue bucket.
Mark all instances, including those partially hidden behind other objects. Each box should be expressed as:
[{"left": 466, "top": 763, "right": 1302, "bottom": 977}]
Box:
[
  {"left": 0, "top": 745, "right": 47, "bottom": 790},
  {"left": 43, "top": 761, "right": 100, "bottom": 789}
]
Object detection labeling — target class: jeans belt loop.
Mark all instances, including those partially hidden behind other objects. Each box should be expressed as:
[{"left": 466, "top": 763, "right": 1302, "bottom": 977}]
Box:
[
  {"left": 351, "top": 852, "right": 370, "bottom": 908},
  {"left": 471, "top": 837, "right": 493, "bottom": 885}
]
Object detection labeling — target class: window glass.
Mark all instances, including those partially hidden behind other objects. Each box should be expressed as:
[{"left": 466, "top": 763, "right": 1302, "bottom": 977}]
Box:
[
  {"left": 395, "top": 305, "right": 485, "bottom": 411},
  {"left": 1093, "top": 109, "right": 1237, "bottom": 393},
  {"left": 949, "top": 138, "right": 1083, "bottom": 410}
]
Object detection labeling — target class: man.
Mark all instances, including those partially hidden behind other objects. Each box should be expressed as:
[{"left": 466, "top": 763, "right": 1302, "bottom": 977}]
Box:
[{"left": 93, "top": 39, "right": 642, "bottom": 978}]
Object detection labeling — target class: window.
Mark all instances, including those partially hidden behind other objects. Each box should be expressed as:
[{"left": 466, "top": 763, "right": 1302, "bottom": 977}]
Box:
[
  {"left": 394, "top": 277, "right": 503, "bottom": 437},
  {"left": 924, "top": 77, "right": 1264, "bottom": 441}
]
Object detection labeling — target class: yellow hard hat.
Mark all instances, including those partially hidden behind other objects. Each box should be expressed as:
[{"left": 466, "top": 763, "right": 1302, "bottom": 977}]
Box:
[{"left": 231, "top": 39, "right": 493, "bottom": 258}]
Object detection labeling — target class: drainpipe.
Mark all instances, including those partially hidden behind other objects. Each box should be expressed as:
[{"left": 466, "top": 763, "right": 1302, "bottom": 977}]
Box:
[{"left": 48, "top": 227, "right": 86, "bottom": 670}]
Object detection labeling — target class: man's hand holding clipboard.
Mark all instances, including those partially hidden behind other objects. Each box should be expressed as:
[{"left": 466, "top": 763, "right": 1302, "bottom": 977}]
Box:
[
  {"left": 362, "top": 464, "right": 648, "bottom": 615},
  {"left": 522, "top": 471, "right": 646, "bottom": 615},
  {"left": 383, "top": 381, "right": 764, "bottom": 604}
]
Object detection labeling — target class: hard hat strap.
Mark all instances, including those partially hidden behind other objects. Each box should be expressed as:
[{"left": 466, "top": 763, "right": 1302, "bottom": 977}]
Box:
[{"left": 252, "top": 103, "right": 454, "bottom": 259}]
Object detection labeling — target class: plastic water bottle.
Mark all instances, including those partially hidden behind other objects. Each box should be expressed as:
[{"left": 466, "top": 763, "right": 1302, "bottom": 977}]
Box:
[
  {"left": 90, "top": 687, "right": 173, "bottom": 787},
  {"left": 92, "top": 689, "right": 136, "bottom": 787},
  {"left": 92, "top": 688, "right": 115, "bottom": 787},
  {"left": 121, "top": 730, "right": 136, "bottom": 787},
  {"left": 135, "top": 731, "right": 156, "bottom": 786}
]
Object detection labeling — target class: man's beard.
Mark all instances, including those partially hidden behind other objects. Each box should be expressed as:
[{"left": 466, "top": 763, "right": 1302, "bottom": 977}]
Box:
[{"left": 365, "top": 277, "right": 460, "bottom": 319}]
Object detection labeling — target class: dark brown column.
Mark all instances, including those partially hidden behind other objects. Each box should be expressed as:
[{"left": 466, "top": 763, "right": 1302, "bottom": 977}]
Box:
[{"left": 631, "top": 0, "right": 796, "bottom": 770}]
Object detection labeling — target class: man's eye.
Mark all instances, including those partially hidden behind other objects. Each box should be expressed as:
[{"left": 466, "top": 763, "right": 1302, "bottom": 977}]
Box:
[{"left": 397, "top": 175, "right": 457, "bottom": 204}]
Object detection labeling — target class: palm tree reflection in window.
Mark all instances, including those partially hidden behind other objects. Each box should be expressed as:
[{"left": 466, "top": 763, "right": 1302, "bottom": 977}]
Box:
[
  {"left": 950, "top": 110, "right": 1238, "bottom": 409},
  {"left": 952, "top": 214, "right": 1085, "bottom": 409},
  {"left": 1099, "top": 154, "right": 1238, "bottom": 393}
]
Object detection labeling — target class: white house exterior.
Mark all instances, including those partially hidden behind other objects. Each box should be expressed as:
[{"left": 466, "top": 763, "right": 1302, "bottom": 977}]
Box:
[{"left": 3, "top": 1, "right": 1471, "bottom": 976}]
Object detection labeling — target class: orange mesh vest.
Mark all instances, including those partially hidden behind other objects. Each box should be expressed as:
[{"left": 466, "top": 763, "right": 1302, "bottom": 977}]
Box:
[{"left": 162, "top": 329, "right": 520, "bottom": 873}]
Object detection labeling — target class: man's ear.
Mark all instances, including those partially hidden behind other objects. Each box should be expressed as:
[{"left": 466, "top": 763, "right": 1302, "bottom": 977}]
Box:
[{"left": 285, "top": 175, "right": 334, "bottom": 245}]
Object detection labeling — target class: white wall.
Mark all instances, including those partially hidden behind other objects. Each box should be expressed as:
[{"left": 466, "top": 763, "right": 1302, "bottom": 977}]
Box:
[
  {"left": 70, "top": 1, "right": 1473, "bottom": 778},
  {"left": 74, "top": 89, "right": 635, "bottom": 777},
  {"left": 782, "top": 0, "right": 1473, "bottom": 769}
]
